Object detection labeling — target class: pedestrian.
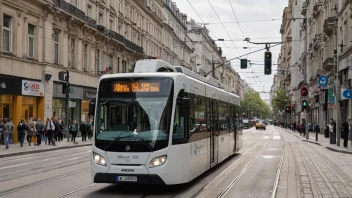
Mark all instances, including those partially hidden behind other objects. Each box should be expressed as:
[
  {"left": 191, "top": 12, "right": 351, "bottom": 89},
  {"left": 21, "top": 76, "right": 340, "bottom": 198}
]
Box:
[
  {"left": 69, "top": 120, "right": 78, "bottom": 144},
  {"left": 17, "top": 119, "right": 26, "bottom": 147},
  {"left": 0, "top": 118, "right": 4, "bottom": 146},
  {"left": 35, "top": 118, "right": 44, "bottom": 146},
  {"left": 80, "top": 121, "right": 87, "bottom": 141},
  {"left": 27, "top": 117, "right": 34, "bottom": 146},
  {"left": 349, "top": 117, "right": 352, "bottom": 146},
  {"left": 4, "top": 118, "right": 14, "bottom": 149},
  {"left": 342, "top": 119, "right": 349, "bottom": 148},
  {"left": 302, "top": 118, "right": 306, "bottom": 137},
  {"left": 45, "top": 118, "right": 55, "bottom": 146},
  {"left": 60, "top": 121, "right": 66, "bottom": 141},
  {"left": 87, "top": 121, "right": 92, "bottom": 139}
]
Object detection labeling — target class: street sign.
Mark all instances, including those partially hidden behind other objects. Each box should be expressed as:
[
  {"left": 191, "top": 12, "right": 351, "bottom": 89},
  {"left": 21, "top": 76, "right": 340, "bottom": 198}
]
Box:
[
  {"left": 341, "top": 89, "right": 352, "bottom": 100},
  {"left": 318, "top": 76, "right": 328, "bottom": 89}
]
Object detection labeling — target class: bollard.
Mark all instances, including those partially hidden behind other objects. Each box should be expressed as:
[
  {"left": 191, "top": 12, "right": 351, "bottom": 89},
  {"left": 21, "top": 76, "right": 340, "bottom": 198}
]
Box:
[{"left": 316, "top": 130, "right": 318, "bottom": 141}]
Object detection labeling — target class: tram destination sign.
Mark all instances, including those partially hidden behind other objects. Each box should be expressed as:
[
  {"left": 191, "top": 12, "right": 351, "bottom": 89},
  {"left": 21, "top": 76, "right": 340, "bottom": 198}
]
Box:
[{"left": 112, "top": 82, "right": 160, "bottom": 93}]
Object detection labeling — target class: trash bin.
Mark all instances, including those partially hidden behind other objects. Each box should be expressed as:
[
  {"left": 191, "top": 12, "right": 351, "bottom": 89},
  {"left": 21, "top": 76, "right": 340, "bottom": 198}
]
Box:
[{"left": 330, "top": 132, "right": 336, "bottom": 144}]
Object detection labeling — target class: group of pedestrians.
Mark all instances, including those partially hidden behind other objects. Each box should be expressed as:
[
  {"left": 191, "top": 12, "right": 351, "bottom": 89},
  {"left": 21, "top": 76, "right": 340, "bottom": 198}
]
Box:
[{"left": 0, "top": 117, "right": 93, "bottom": 150}]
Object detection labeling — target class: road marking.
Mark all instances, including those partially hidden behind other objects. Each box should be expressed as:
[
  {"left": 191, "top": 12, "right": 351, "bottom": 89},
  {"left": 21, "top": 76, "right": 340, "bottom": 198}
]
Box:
[
  {"left": 262, "top": 155, "right": 280, "bottom": 159},
  {"left": 273, "top": 136, "right": 281, "bottom": 139},
  {"left": 49, "top": 157, "right": 82, "bottom": 165},
  {"left": 263, "top": 136, "right": 269, "bottom": 139},
  {"left": 0, "top": 163, "right": 29, "bottom": 170}
]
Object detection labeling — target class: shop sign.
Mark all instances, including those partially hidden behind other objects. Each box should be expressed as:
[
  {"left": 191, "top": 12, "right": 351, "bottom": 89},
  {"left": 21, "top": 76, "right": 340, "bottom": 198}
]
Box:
[
  {"left": 83, "top": 90, "right": 97, "bottom": 100},
  {"left": 0, "top": 75, "right": 22, "bottom": 95},
  {"left": 22, "top": 80, "right": 45, "bottom": 97}
]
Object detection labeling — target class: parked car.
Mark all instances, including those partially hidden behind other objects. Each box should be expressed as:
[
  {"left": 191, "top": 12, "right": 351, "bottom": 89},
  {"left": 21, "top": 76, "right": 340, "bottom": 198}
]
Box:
[
  {"left": 243, "top": 119, "right": 250, "bottom": 129},
  {"left": 256, "top": 120, "right": 266, "bottom": 130}
]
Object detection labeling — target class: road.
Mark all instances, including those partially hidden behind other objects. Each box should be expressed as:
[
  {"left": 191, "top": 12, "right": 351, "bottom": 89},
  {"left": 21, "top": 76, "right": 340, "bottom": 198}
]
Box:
[{"left": 1, "top": 126, "right": 351, "bottom": 198}]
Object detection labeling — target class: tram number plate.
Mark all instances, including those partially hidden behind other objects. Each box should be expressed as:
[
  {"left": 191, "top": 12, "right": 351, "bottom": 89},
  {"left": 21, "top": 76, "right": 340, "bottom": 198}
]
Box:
[{"left": 117, "top": 176, "right": 137, "bottom": 182}]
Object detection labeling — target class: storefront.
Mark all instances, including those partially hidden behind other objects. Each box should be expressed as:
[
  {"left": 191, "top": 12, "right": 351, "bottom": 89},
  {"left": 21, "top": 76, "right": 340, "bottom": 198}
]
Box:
[
  {"left": 53, "top": 83, "right": 83, "bottom": 123},
  {"left": 82, "top": 89, "right": 96, "bottom": 122},
  {"left": 0, "top": 75, "right": 45, "bottom": 142}
]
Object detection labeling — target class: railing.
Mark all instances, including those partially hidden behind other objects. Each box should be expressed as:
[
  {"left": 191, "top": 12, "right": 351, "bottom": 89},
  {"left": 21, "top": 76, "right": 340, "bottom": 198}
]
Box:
[
  {"left": 97, "top": 25, "right": 109, "bottom": 36},
  {"left": 124, "top": 38, "right": 144, "bottom": 53},
  {"left": 85, "top": 16, "right": 97, "bottom": 29},
  {"left": 108, "top": 30, "right": 124, "bottom": 43},
  {"left": 53, "top": 0, "right": 85, "bottom": 21}
]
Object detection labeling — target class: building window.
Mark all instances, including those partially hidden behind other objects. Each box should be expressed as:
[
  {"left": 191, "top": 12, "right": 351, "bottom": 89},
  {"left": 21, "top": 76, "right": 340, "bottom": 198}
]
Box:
[
  {"left": 72, "top": 0, "right": 78, "bottom": 7},
  {"left": 84, "top": 44, "right": 88, "bottom": 71},
  {"left": 28, "top": 24, "right": 35, "bottom": 58},
  {"left": 95, "top": 49, "right": 100, "bottom": 74},
  {"left": 109, "top": 19, "right": 113, "bottom": 30},
  {"left": 54, "top": 31, "right": 60, "bottom": 64},
  {"left": 71, "top": 38, "right": 75, "bottom": 67},
  {"left": 87, "top": 4, "right": 92, "bottom": 17},
  {"left": 99, "top": 13, "right": 103, "bottom": 25},
  {"left": 3, "top": 15, "right": 12, "bottom": 53},
  {"left": 122, "top": 60, "right": 126, "bottom": 72}
]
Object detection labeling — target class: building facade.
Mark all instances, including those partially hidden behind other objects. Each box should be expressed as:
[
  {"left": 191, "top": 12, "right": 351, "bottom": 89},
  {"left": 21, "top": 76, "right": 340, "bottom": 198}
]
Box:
[{"left": 0, "top": 0, "right": 247, "bottom": 142}]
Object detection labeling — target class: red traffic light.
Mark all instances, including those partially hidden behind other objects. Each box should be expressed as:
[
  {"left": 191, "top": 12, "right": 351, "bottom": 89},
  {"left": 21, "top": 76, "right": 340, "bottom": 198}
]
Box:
[{"left": 301, "top": 87, "right": 308, "bottom": 96}]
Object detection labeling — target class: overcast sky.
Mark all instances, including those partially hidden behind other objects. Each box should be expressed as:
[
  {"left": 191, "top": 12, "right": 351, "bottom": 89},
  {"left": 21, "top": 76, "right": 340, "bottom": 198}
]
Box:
[{"left": 176, "top": 0, "right": 288, "bottom": 102}]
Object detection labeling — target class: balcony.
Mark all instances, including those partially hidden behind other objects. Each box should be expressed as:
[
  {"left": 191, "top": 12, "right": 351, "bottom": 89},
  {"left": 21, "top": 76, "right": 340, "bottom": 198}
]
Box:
[
  {"left": 323, "top": 17, "right": 337, "bottom": 36},
  {"left": 322, "top": 57, "right": 334, "bottom": 71},
  {"left": 124, "top": 38, "right": 144, "bottom": 54},
  {"left": 108, "top": 30, "right": 124, "bottom": 43},
  {"left": 53, "top": 0, "right": 85, "bottom": 22},
  {"left": 85, "top": 16, "right": 97, "bottom": 29},
  {"left": 97, "top": 25, "right": 109, "bottom": 36},
  {"left": 301, "top": 2, "right": 307, "bottom": 15},
  {"left": 313, "top": 33, "right": 322, "bottom": 49}
]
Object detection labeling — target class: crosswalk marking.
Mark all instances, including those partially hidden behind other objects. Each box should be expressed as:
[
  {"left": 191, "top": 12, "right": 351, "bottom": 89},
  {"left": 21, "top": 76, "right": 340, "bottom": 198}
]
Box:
[
  {"left": 262, "top": 136, "right": 269, "bottom": 139},
  {"left": 273, "top": 136, "right": 281, "bottom": 139}
]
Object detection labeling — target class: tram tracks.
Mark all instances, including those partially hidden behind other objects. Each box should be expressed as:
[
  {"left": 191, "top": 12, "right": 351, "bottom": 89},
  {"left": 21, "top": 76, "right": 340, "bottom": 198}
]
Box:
[{"left": 0, "top": 167, "right": 90, "bottom": 197}]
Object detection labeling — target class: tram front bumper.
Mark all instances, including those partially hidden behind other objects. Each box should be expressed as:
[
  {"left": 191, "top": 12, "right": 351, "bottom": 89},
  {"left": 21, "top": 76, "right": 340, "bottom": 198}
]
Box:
[{"left": 93, "top": 173, "right": 166, "bottom": 184}]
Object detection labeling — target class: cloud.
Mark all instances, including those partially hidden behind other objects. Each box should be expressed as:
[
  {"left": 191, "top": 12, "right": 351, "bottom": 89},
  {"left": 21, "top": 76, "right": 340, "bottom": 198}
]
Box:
[{"left": 176, "top": 0, "right": 288, "bottom": 97}]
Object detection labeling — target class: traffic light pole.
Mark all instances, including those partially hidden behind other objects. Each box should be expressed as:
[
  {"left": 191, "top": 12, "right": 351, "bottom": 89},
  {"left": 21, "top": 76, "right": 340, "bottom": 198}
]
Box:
[
  {"left": 65, "top": 71, "right": 70, "bottom": 142},
  {"left": 304, "top": 17, "right": 309, "bottom": 140}
]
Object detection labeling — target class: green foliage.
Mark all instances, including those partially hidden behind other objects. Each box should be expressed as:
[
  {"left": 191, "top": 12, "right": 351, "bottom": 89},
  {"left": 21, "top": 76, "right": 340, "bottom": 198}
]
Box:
[
  {"left": 271, "top": 89, "right": 290, "bottom": 116},
  {"left": 241, "top": 89, "right": 272, "bottom": 119}
]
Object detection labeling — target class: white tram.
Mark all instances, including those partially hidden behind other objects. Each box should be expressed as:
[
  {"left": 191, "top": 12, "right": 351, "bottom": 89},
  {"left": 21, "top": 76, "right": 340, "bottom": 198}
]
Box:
[{"left": 90, "top": 59, "right": 243, "bottom": 185}]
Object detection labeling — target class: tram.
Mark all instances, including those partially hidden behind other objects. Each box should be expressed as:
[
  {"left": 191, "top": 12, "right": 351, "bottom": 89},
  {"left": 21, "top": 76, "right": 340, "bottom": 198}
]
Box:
[{"left": 89, "top": 59, "right": 243, "bottom": 185}]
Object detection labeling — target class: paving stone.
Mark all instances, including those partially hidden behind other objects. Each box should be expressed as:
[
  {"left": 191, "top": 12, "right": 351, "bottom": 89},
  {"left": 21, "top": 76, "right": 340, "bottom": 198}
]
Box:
[
  {"left": 302, "top": 176, "right": 310, "bottom": 183},
  {"left": 322, "top": 195, "right": 333, "bottom": 198},
  {"left": 303, "top": 188, "right": 313, "bottom": 194},
  {"left": 319, "top": 187, "right": 332, "bottom": 195},
  {"left": 304, "top": 194, "right": 314, "bottom": 198}
]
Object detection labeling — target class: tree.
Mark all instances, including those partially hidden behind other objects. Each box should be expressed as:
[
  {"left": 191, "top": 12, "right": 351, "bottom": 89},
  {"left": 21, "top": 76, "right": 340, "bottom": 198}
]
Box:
[
  {"left": 241, "top": 89, "right": 272, "bottom": 119},
  {"left": 271, "top": 89, "right": 290, "bottom": 118}
]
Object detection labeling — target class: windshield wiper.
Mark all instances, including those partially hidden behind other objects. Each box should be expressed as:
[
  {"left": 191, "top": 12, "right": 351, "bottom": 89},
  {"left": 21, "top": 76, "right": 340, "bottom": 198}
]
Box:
[
  {"left": 103, "top": 131, "right": 134, "bottom": 150},
  {"left": 138, "top": 138, "right": 153, "bottom": 152}
]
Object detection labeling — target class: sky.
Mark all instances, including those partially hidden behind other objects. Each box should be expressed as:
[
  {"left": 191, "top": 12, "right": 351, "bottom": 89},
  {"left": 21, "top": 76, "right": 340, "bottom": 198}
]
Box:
[{"left": 175, "top": 0, "right": 289, "bottom": 103}]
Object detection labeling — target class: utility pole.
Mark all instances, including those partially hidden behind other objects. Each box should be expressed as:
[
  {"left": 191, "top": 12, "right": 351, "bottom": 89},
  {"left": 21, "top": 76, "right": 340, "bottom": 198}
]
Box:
[
  {"left": 304, "top": 16, "right": 309, "bottom": 140},
  {"left": 59, "top": 71, "right": 70, "bottom": 142},
  {"left": 335, "top": 19, "right": 341, "bottom": 146}
]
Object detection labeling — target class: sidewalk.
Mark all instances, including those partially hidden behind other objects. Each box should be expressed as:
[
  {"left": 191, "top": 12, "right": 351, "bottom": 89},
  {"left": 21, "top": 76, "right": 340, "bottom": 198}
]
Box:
[
  {"left": 285, "top": 128, "right": 352, "bottom": 154},
  {"left": 0, "top": 138, "right": 92, "bottom": 158}
]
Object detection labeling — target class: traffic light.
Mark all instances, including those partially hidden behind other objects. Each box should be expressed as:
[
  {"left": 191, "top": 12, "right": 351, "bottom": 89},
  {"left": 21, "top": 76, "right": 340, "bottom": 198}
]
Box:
[
  {"left": 302, "top": 100, "right": 308, "bottom": 111},
  {"left": 285, "top": 106, "right": 291, "bottom": 114},
  {"left": 240, "top": 59, "right": 248, "bottom": 69},
  {"left": 301, "top": 87, "right": 308, "bottom": 97},
  {"left": 264, "top": 51, "right": 272, "bottom": 75}
]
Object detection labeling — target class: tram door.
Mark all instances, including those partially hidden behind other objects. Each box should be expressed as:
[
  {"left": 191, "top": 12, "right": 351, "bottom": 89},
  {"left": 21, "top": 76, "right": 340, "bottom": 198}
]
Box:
[{"left": 208, "top": 99, "right": 218, "bottom": 166}]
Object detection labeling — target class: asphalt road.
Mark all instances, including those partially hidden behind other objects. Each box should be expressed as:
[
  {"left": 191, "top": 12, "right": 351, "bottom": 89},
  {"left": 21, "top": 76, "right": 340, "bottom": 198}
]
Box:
[{"left": 0, "top": 126, "right": 287, "bottom": 198}]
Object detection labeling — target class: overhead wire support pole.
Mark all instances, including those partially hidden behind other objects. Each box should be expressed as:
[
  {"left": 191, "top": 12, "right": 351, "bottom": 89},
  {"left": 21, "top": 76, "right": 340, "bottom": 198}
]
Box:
[{"left": 304, "top": 16, "right": 309, "bottom": 140}]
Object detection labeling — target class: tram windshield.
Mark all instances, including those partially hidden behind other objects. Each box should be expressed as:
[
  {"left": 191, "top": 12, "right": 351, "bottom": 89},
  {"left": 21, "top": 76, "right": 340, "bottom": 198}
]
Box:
[{"left": 94, "top": 77, "right": 174, "bottom": 151}]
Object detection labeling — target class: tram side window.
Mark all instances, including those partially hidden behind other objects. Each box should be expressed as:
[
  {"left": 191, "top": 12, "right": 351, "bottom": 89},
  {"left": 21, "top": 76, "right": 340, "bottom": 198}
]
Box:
[
  {"left": 229, "top": 104, "right": 235, "bottom": 133},
  {"left": 218, "top": 101, "right": 230, "bottom": 134},
  {"left": 172, "top": 91, "right": 188, "bottom": 144},
  {"left": 190, "top": 93, "right": 206, "bottom": 134}
]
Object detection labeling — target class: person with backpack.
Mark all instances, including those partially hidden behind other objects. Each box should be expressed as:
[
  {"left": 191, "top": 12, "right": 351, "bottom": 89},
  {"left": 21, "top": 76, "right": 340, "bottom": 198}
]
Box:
[
  {"left": 4, "top": 118, "right": 14, "bottom": 149},
  {"left": 69, "top": 120, "right": 78, "bottom": 144}
]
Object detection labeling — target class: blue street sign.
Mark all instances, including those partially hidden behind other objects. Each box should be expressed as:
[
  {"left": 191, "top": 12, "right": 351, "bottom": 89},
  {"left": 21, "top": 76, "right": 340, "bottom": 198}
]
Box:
[
  {"left": 318, "top": 76, "right": 328, "bottom": 87},
  {"left": 342, "top": 89, "right": 352, "bottom": 100}
]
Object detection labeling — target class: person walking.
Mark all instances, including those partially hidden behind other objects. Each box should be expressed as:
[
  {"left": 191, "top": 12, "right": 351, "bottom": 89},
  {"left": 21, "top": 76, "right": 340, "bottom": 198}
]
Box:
[
  {"left": 35, "top": 118, "right": 44, "bottom": 146},
  {"left": 45, "top": 118, "right": 55, "bottom": 146},
  {"left": 27, "top": 117, "right": 34, "bottom": 146},
  {"left": 17, "top": 119, "right": 26, "bottom": 147},
  {"left": 69, "top": 120, "right": 78, "bottom": 144},
  {"left": 349, "top": 117, "right": 352, "bottom": 146},
  {"left": 80, "top": 121, "right": 87, "bottom": 142},
  {"left": 87, "top": 121, "right": 92, "bottom": 139},
  {"left": 342, "top": 119, "right": 349, "bottom": 148},
  {"left": 60, "top": 121, "right": 66, "bottom": 142},
  {"left": 4, "top": 118, "right": 14, "bottom": 149}
]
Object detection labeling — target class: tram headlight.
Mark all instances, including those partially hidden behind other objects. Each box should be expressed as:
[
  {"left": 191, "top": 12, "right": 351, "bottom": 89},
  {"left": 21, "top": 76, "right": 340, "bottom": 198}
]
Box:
[
  {"left": 93, "top": 152, "right": 107, "bottom": 166},
  {"left": 149, "top": 155, "right": 167, "bottom": 168}
]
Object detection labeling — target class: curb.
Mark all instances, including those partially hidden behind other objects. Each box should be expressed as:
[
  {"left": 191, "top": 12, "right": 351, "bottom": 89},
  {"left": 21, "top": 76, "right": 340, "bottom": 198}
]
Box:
[
  {"left": 0, "top": 143, "right": 92, "bottom": 158},
  {"left": 307, "top": 140, "right": 322, "bottom": 146},
  {"left": 325, "top": 146, "right": 352, "bottom": 154}
]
